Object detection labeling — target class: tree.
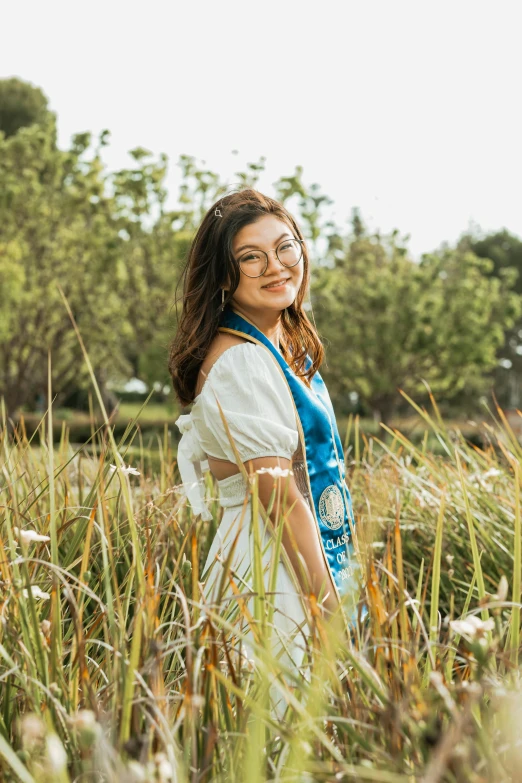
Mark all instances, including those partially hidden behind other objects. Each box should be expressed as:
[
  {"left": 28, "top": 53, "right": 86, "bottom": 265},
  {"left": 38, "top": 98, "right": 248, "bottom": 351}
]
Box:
[
  {"left": 108, "top": 149, "right": 198, "bottom": 393},
  {"left": 0, "top": 119, "right": 134, "bottom": 418},
  {"left": 311, "top": 220, "right": 520, "bottom": 426},
  {"left": 458, "top": 229, "right": 522, "bottom": 407},
  {"left": 0, "top": 78, "right": 52, "bottom": 139}
]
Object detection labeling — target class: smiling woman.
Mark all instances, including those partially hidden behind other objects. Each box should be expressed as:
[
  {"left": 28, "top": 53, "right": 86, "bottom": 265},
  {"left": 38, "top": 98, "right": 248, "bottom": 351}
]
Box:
[{"left": 168, "top": 189, "right": 365, "bottom": 717}]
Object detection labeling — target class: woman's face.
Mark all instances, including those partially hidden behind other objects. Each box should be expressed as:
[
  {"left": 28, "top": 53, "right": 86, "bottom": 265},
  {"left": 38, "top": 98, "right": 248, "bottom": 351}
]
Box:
[{"left": 229, "top": 215, "right": 304, "bottom": 317}]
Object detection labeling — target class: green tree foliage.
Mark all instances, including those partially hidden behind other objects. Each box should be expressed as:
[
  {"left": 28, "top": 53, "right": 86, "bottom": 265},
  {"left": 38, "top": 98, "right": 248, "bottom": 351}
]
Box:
[
  {"left": 109, "top": 147, "right": 186, "bottom": 392},
  {"left": 459, "top": 229, "right": 522, "bottom": 407},
  {"left": 0, "top": 77, "right": 52, "bottom": 139},
  {"left": 312, "top": 217, "right": 520, "bottom": 425},
  {"left": 0, "top": 121, "right": 135, "bottom": 416}
]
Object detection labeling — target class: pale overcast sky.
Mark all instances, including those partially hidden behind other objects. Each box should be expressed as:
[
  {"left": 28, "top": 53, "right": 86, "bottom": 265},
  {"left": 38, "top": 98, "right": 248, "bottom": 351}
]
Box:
[{"left": 2, "top": 0, "right": 521, "bottom": 258}]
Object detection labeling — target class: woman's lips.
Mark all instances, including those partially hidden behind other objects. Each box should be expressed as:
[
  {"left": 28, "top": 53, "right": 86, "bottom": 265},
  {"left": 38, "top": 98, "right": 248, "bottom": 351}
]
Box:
[{"left": 262, "top": 277, "right": 290, "bottom": 290}]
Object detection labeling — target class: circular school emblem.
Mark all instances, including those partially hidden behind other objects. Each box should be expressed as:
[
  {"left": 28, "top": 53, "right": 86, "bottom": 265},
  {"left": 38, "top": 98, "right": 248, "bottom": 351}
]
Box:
[{"left": 318, "top": 484, "right": 345, "bottom": 530}]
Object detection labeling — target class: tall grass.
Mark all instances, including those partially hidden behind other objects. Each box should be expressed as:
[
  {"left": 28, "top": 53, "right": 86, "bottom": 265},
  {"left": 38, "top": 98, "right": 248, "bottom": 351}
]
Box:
[{"left": 1, "top": 350, "right": 522, "bottom": 780}]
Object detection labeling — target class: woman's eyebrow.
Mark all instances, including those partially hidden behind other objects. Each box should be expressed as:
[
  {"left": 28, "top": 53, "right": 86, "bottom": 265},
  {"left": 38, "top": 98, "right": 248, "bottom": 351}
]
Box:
[{"left": 234, "top": 232, "right": 292, "bottom": 255}]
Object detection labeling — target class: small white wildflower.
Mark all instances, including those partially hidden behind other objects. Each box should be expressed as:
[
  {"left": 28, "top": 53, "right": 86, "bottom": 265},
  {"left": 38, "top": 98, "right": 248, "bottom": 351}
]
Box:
[
  {"left": 155, "top": 752, "right": 174, "bottom": 782},
  {"left": 496, "top": 575, "right": 509, "bottom": 603},
  {"left": 109, "top": 463, "right": 140, "bottom": 476},
  {"left": 449, "top": 619, "right": 475, "bottom": 638},
  {"left": 46, "top": 734, "right": 67, "bottom": 772},
  {"left": 483, "top": 468, "right": 502, "bottom": 480},
  {"left": 22, "top": 585, "right": 50, "bottom": 600},
  {"left": 446, "top": 555, "right": 454, "bottom": 566},
  {"left": 450, "top": 614, "right": 494, "bottom": 640},
  {"left": 256, "top": 466, "right": 293, "bottom": 478},
  {"left": 70, "top": 709, "right": 97, "bottom": 731},
  {"left": 70, "top": 710, "right": 100, "bottom": 747},
  {"left": 127, "top": 761, "right": 147, "bottom": 782},
  {"left": 14, "top": 527, "right": 50, "bottom": 545},
  {"left": 21, "top": 713, "right": 46, "bottom": 744}
]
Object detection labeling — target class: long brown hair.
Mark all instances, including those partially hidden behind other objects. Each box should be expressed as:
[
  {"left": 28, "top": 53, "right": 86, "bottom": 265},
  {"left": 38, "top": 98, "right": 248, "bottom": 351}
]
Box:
[{"left": 168, "top": 189, "right": 324, "bottom": 407}]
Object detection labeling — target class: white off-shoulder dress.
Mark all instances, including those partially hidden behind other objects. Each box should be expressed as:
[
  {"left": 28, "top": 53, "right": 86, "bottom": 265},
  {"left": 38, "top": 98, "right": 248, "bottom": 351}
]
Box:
[{"left": 175, "top": 342, "right": 323, "bottom": 709}]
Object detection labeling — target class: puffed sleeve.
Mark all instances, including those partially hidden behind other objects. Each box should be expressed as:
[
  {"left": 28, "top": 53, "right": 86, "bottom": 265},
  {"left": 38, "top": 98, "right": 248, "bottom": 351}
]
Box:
[{"left": 191, "top": 342, "right": 299, "bottom": 465}]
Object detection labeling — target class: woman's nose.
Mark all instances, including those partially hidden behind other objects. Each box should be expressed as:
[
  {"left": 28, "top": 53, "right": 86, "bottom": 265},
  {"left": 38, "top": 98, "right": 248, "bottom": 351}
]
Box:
[{"left": 266, "top": 248, "right": 283, "bottom": 271}]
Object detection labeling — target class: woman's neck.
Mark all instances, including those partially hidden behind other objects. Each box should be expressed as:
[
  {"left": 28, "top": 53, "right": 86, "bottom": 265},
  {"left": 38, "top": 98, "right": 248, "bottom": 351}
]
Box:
[{"left": 229, "top": 304, "right": 283, "bottom": 349}]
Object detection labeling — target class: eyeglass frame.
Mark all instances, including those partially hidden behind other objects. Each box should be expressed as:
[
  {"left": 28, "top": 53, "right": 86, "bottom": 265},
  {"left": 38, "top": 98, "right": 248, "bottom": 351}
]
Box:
[{"left": 235, "top": 237, "right": 305, "bottom": 278}]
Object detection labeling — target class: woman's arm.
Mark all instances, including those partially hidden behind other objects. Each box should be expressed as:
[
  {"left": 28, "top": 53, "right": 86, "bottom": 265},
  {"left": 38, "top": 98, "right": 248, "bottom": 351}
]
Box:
[{"left": 245, "top": 455, "right": 341, "bottom": 616}]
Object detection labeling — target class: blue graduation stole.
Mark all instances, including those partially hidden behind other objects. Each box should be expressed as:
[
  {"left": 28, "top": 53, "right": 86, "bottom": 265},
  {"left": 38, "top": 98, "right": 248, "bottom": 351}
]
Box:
[{"left": 219, "top": 306, "right": 363, "bottom": 627}]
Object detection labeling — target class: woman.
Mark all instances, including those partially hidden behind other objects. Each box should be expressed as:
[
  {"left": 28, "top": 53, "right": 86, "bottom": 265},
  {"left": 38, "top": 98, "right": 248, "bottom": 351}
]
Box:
[{"left": 168, "top": 190, "right": 364, "bottom": 713}]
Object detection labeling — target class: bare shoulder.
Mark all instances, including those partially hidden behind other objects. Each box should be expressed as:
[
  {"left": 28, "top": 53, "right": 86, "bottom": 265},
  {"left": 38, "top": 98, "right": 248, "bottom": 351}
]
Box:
[{"left": 195, "top": 332, "right": 251, "bottom": 397}]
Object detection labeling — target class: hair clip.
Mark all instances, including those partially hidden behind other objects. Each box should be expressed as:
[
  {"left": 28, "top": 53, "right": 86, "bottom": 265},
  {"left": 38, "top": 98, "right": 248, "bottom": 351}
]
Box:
[{"left": 214, "top": 207, "right": 222, "bottom": 218}]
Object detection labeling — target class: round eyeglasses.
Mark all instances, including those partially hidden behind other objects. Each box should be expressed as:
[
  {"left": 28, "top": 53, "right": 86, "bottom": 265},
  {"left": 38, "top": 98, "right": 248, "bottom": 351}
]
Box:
[{"left": 237, "top": 238, "right": 304, "bottom": 278}]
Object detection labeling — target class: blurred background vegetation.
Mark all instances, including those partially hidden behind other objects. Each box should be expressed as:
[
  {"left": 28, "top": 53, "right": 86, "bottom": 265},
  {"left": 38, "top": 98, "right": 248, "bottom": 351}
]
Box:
[{"left": 2, "top": 76, "right": 522, "bottom": 445}]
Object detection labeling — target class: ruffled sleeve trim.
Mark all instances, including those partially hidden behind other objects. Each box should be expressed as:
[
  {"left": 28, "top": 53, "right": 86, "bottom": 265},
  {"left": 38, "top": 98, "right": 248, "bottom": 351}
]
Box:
[{"left": 174, "top": 413, "right": 212, "bottom": 521}]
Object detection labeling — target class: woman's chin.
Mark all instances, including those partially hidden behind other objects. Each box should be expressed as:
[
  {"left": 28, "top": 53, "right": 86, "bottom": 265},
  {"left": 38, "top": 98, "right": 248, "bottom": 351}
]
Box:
[
  {"left": 233, "top": 292, "right": 296, "bottom": 314},
  {"left": 260, "top": 289, "right": 296, "bottom": 308}
]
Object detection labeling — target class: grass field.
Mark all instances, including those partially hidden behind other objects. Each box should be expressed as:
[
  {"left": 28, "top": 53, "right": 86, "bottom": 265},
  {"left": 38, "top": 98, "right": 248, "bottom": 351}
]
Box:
[
  {"left": 15, "top": 398, "right": 488, "bottom": 463},
  {"left": 2, "top": 377, "right": 522, "bottom": 781}
]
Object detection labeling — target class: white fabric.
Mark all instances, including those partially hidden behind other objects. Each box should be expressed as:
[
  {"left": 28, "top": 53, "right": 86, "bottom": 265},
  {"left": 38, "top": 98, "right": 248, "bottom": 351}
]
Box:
[
  {"left": 174, "top": 343, "right": 299, "bottom": 521},
  {"left": 201, "top": 498, "right": 310, "bottom": 719},
  {"left": 174, "top": 343, "right": 310, "bottom": 718},
  {"left": 174, "top": 413, "right": 213, "bottom": 522}
]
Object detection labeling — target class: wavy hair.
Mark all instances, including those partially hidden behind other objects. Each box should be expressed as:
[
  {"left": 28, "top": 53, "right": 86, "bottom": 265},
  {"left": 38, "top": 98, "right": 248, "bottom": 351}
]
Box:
[{"left": 168, "top": 189, "right": 324, "bottom": 407}]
